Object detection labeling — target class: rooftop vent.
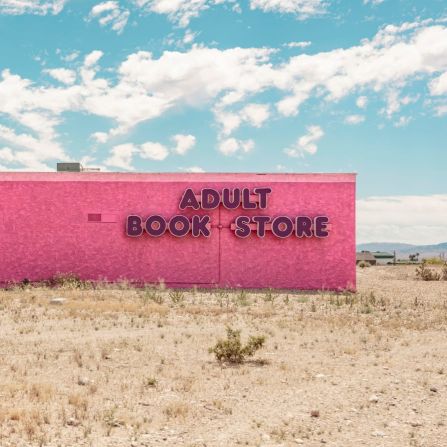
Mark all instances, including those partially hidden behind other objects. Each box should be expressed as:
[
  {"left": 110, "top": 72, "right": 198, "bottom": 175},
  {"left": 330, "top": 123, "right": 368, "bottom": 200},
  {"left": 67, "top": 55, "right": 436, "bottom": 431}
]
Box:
[
  {"left": 57, "top": 162, "right": 82, "bottom": 172},
  {"left": 57, "top": 162, "right": 100, "bottom": 172}
]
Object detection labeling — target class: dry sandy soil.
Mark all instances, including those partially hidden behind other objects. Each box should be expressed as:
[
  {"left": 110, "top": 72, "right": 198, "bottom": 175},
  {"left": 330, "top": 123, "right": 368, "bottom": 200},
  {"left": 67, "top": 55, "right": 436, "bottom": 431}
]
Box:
[{"left": 0, "top": 266, "right": 446, "bottom": 447}]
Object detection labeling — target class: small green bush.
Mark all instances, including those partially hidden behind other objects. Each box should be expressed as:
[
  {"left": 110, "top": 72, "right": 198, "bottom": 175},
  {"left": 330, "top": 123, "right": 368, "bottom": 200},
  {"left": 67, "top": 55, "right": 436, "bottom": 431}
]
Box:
[
  {"left": 169, "top": 289, "right": 184, "bottom": 304},
  {"left": 358, "top": 261, "right": 371, "bottom": 268},
  {"left": 209, "top": 327, "right": 266, "bottom": 364},
  {"left": 145, "top": 377, "right": 157, "bottom": 387},
  {"left": 141, "top": 287, "right": 164, "bottom": 304}
]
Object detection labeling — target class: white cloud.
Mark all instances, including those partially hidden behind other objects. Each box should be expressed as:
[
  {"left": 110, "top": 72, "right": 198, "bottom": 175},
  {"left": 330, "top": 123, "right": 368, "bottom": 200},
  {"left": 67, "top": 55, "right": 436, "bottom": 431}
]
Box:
[
  {"left": 0, "top": 140, "right": 58, "bottom": 171},
  {"left": 88, "top": 1, "right": 130, "bottom": 34},
  {"left": 0, "top": 0, "right": 66, "bottom": 15},
  {"left": 84, "top": 50, "right": 104, "bottom": 67},
  {"left": 284, "top": 125, "right": 323, "bottom": 157},
  {"left": 218, "top": 138, "right": 254, "bottom": 156},
  {"left": 356, "top": 95, "right": 368, "bottom": 109},
  {"left": 0, "top": 146, "right": 14, "bottom": 163},
  {"left": 44, "top": 68, "right": 76, "bottom": 85},
  {"left": 345, "top": 114, "right": 365, "bottom": 125},
  {"left": 0, "top": 150, "right": 53, "bottom": 170},
  {"left": 276, "top": 21, "right": 447, "bottom": 116},
  {"left": 214, "top": 102, "right": 270, "bottom": 138},
  {"left": 2, "top": 21, "right": 447, "bottom": 169},
  {"left": 182, "top": 29, "right": 196, "bottom": 45},
  {"left": 7, "top": 22, "right": 447, "bottom": 134},
  {"left": 60, "top": 51, "right": 80, "bottom": 62},
  {"left": 240, "top": 103, "right": 270, "bottom": 128},
  {"left": 0, "top": 119, "right": 67, "bottom": 170},
  {"left": 140, "top": 141, "right": 169, "bottom": 160},
  {"left": 363, "top": 0, "right": 385, "bottom": 5},
  {"left": 250, "top": 0, "right": 327, "bottom": 19},
  {"left": 394, "top": 116, "right": 412, "bottom": 127},
  {"left": 104, "top": 139, "right": 172, "bottom": 170},
  {"left": 104, "top": 143, "right": 137, "bottom": 170},
  {"left": 91, "top": 131, "right": 109, "bottom": 144},
  {"left": 284, "top": 41, "right": 312, "bottom": 48},
  {"left": 172, "top": 134, "right": 196, "bottom": 155},
  {"left": 135, "top": 0, "right": 209, "bottom": 27},
  {"left": 133, "top": 0, "right": 325, "bottom": 27},
  {"left": 381, "top": 90, "right": 419, "bottom": 117},
  {"left": 434, "top": 104, "right": 447, "bottom": 116},
  {"left": 90, "top": 0, "right": 117, "bottom": 15},
  {"left": 180, "top": 166, "right": 205, "bottom": 173},
  {"left": 215, "top": 110, "right": 242, "bottom": 136},
  {"left": 429, "top": 72, "right": 447, "bottom": 96},
  {"left": 357, "top": 195, "right": 447, "bottom": 245}
]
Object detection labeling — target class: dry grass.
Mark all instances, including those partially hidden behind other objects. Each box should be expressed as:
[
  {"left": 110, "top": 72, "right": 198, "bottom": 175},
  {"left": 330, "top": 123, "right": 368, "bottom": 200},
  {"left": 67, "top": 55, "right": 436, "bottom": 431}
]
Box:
[{"left": 0, "top": 266, "right": 446, "bottom": 446}]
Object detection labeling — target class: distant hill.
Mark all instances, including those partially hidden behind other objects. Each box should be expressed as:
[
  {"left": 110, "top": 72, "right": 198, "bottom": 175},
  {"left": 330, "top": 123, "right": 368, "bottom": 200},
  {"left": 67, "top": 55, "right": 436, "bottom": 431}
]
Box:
[{"left": 357, "top": 242, "right": 447, "bottom": 259}]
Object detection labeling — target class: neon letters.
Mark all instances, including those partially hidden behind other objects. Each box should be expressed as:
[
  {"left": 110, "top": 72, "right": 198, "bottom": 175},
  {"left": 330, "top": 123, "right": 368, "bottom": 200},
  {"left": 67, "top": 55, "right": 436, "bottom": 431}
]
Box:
[{"left": 126, "top": 187, "right": 329, "bottom": 239}]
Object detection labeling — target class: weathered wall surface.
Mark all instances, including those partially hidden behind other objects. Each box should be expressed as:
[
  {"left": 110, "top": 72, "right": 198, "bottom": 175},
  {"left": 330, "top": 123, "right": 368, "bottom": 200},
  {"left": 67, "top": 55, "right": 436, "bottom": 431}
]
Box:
[{"left": 0, "top": 173, "right": 356, "bottom": 290}]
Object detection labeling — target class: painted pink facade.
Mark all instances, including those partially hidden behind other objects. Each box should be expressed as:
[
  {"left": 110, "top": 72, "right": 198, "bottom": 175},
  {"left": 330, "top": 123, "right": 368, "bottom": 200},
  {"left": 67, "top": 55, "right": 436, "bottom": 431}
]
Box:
[{"left": 0, "top": 172, "right": 356, "bottom": 290}]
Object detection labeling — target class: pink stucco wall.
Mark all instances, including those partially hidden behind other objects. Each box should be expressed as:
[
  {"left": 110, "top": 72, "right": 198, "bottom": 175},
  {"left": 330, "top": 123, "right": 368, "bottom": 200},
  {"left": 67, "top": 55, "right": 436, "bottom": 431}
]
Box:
[{"left": 0, "top": 173, "right": 356, "bottom": 290}]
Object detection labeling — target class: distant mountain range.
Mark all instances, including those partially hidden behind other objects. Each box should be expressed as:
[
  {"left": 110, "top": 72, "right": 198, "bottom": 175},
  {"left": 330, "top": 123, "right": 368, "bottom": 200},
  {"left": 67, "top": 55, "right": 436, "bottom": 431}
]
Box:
[{"left": 356, "top": 242, "right": 447, "bottom": 259}]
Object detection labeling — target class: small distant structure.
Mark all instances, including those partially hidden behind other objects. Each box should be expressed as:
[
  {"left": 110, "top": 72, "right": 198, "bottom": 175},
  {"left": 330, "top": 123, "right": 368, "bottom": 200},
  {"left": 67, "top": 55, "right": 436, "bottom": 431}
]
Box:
[
  {"left": 356, "top": 251, "right": 377, "bottom": 266},
  {"left": 57, "top": 162, "right": 100, "bottom": 172},
  {"left": 372, "top": 251, "right": 395, "bottom": 265},
  {"left": 409, "top": 253, "right": 420, "bottom": 262}
]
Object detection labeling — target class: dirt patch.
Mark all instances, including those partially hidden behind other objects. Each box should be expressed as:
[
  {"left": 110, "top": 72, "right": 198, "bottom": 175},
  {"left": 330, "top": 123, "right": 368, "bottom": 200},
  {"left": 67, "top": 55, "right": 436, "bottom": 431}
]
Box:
[{"left": 0, "top": 266, "right": 446, "bottom": 446}]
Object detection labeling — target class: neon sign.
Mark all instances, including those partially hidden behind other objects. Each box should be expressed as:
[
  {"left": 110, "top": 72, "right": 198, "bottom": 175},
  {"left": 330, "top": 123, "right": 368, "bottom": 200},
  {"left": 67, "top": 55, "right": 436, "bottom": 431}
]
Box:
[{"left": 126, "top": 187, "right": 329, "bottom": 239}]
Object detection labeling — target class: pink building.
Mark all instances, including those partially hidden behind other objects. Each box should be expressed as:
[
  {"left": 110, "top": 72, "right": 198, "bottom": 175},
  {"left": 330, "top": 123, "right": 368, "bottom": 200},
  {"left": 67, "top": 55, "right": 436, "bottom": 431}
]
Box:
[{"left": 0, "top": 172, "right": 356, "bottom": 290}]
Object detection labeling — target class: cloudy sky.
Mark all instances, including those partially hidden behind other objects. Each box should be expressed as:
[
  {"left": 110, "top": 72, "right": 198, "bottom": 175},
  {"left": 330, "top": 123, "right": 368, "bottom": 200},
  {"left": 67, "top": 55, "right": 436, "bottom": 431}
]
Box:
[{"left": 0, "top": 0, "right": 446, "bottom": 244}]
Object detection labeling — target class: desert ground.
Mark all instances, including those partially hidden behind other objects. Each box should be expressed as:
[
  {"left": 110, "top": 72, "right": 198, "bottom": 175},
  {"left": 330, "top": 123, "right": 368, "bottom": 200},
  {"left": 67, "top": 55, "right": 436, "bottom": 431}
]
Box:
[{"left": 0, "top": 266, "right": 446, "bottom": 447}]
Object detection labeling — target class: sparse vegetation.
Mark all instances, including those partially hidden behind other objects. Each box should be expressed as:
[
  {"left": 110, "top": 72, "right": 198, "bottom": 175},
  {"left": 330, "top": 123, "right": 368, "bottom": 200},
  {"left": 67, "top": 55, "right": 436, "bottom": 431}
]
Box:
[
  {"left": 209, "top": 326, "right": 266, "bottom": 364},
  {"left": 50, "top": 273, "right": 90, "bottom": 289},
  {"left": 235, "top": 289, "right": 249, "bottom": 306},
  {"left": 358, "top": 261, "right": 371, "bottom": 268},
  {"left": 263, "top": 288, "right": 277, "bottom": 304},
  {"left": 423, "top": 257, "right": 445, "bottom": 265},
  {"left": 141, "top": 287, "right": 164, "bottom": 304},
  {"left": 415, "top": 260, "right": 441, "bottom": 281},
  {"left": 163, "top": 401, "right": 189, "bottom": 419},
  {"left": 0, "top": 266, "right": 446, "bottom": 446},
  {"left": 145, "top": 377, "right": 157, "bottom": 387},
  {"left": 169, "top": 289, "right": 184, "bottom": 304},
  {"left": 215, "top": 288, "right": 230, "bottom": 308}
]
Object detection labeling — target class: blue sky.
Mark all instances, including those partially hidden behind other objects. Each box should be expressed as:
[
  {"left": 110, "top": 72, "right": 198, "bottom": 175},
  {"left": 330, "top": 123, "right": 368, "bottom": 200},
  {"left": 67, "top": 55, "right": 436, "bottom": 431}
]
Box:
[{"left": 0, "top": 0, "right": 446, "bottom": 244}]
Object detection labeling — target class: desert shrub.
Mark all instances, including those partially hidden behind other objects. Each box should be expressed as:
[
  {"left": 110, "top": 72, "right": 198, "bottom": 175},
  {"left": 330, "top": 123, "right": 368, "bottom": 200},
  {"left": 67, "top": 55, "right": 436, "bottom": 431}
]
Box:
[
  {"left": 442, "top": 263, "right": 447, "bottom": 281},
  {"left": 358, "top": 261, "right": 371, "bottom": 268},
  {"left": 209, "top": 326, "right": 266, "bottom": 364},
  {"left": 424, "top": 257, "right": 445, "bottom": 265},
  {"left": 50, "top": 273, "right": 90, "bottom": 289},
  {"left": 415, "top": 261, "right": 441, "bottom": 281},
  {"left": 169, "top": 289, "right": 184, "bottom": 304},
  {"left": 141, "top": 287, "right": 163, "bottom": 304},
  {"left": 215, "top": 288, "right": 230, "bottom": 308},
  {"left": 19, "top": 278, "right": 31, "bottom": 289},
  {"left": 144, "top": 377, "right": 157, "bottom": 387},
  {"left": 163, "top": 402, "right": 189, "bottom": 419},
  {"left": 263, "top": 288, "right": 277, "bottom": 304},
  {"left": 235, "top": 290, "right": 249, "bottom": 306}
]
